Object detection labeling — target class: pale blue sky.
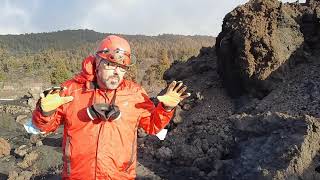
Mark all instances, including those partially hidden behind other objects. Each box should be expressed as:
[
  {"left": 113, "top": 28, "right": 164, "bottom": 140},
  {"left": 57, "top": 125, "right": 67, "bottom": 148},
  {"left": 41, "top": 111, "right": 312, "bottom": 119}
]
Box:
[{"left": 0, "top": 0, "right": 303, "bottom": 36}]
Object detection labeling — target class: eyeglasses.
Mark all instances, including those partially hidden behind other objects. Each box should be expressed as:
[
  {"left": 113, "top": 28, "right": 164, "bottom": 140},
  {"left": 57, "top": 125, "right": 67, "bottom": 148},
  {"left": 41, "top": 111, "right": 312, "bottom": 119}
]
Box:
[
  {"left": 96, "top": 48, "right": 131, "bottom": 66},
  {"left": 99, "top": 60, "right": 128, "bottom": 73}
]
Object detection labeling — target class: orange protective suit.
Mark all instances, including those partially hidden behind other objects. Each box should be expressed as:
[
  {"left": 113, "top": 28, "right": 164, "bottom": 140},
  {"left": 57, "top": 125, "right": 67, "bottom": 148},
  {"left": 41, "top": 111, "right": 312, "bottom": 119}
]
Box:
[{"left": 32, "top": 56, "right": 174, "bottom": 180}]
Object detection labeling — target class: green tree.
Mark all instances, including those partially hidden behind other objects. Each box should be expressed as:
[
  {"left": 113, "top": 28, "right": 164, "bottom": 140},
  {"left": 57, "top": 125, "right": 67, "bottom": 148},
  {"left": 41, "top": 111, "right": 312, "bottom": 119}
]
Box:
[
  {"left": 0, "top": 72, "right": 5, "bottom": 81},
  {"left": 50, "top": 60, "right": 72, "bottom": 85},
  {"left": 159, "top": 48, "right": 170, "bottom": 68}
]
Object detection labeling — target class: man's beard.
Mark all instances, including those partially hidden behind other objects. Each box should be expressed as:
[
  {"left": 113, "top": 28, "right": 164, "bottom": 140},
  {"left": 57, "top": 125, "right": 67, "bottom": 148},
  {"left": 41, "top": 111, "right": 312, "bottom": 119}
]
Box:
[{"left": 103, "top": 75, "right": 121, "bottom": 90}]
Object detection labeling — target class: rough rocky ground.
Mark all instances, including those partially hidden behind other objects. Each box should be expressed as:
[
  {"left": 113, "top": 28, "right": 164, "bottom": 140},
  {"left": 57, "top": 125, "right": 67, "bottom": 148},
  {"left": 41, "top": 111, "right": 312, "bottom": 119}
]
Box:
[{"left": 1, "top": 0, "right": 320, "bottom": 179}]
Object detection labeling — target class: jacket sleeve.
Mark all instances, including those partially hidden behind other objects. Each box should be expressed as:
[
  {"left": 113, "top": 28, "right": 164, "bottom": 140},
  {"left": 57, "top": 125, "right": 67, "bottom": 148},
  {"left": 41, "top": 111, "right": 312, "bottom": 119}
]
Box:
[
  {"left": 32, "top": 102, "right": 65, "bottom": 133},
  {"left": 137, "top": 87, "right": 175, "bottom": 135},
  {"left": 32, "top": 86, "right": 69, "bottom": 133}
]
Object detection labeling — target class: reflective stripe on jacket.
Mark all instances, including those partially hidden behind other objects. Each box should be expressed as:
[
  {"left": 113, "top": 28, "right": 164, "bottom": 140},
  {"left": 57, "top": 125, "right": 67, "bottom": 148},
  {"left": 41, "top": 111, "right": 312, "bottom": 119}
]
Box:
[{"left": 32, "top": 56, "right": 174, "bottom": 180}]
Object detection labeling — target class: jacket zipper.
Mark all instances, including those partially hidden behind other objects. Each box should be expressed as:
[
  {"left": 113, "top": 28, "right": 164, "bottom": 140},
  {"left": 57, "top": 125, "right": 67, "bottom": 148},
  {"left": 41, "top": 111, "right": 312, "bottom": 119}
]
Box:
[
  {"left": 94, "top": 123, "right": 104, "bottom": 179},
  {"left": 65, "top": 135, "right": 71, "bottom": 176},
  {"left": 124, "top": 115, "right": 141, "bottom": 172},
  {"left": 94, "top": 90, "right": 108, "bottom": 179}
]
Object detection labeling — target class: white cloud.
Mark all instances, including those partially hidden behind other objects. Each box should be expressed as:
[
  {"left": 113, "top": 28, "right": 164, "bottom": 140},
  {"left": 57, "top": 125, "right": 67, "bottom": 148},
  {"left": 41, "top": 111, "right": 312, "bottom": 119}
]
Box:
[
  {"left": 0, "top": 0, "right": 41, "bottom": 34},
  {"left": 79, "top": 0, "right": 249, "bottom": 36},
  {"left": 0, "top": 0, "right": 28, "bottom": 34},
  {"left": 0, "top": 0, "right": 309, "bottom": 36}
]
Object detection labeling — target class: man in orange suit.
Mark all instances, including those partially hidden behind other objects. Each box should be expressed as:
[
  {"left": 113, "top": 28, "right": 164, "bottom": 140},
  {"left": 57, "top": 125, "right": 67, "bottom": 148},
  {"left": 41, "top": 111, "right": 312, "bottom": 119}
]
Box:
[{"left": 32, "top": 35, "right": 190, "bottom": 179}]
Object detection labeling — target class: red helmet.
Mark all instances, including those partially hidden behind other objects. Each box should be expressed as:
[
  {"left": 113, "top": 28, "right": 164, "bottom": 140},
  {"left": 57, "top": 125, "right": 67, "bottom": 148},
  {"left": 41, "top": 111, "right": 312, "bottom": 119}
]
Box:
[{"left": 96, "top": 35, "right": 134, "bottom": 66}]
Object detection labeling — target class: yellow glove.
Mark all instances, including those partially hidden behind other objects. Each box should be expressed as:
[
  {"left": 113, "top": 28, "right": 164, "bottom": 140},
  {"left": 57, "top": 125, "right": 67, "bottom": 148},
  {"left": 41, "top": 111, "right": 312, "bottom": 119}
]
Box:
[
  {"left": 157, "top": 81, "right": 191, "bottom": 109},
  {"left": 40, "top": 87, "right": 74, "bottom": 113}
]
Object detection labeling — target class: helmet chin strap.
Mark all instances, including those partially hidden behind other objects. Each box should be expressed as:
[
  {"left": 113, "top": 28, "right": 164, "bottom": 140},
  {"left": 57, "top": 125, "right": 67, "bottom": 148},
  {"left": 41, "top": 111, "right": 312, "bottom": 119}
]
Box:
[
  {"left": 95, "top": 59, "right": 104, "bottom": 89},
  {"left": 95, "top": 56, "right": 103, "bottom": 70}
]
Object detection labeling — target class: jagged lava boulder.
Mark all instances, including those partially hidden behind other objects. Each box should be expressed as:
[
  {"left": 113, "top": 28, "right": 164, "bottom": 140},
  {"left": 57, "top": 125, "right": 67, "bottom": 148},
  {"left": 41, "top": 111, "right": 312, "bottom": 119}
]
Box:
[{"left": 216, "top": 0, "right": 320, "bottom": 98}]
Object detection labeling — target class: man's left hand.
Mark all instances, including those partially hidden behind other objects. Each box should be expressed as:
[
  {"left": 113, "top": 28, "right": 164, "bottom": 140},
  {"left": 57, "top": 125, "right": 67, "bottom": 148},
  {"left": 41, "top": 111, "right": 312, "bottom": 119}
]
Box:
[{"left": 157, "top": 81, "right": 191, "bottom": 110}]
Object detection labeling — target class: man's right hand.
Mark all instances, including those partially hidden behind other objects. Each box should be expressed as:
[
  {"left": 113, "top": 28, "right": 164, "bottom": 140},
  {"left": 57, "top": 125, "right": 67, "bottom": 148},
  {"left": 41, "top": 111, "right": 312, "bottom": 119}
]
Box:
[{"left": 40, "top": 87, "right": 74, "bottom": 113}]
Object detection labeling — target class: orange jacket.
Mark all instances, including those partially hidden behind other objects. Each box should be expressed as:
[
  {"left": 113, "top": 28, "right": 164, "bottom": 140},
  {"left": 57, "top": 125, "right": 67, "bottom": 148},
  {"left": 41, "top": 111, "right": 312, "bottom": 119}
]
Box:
[{"left": 32, "top": 56, "right": 174, "bottom": 180}]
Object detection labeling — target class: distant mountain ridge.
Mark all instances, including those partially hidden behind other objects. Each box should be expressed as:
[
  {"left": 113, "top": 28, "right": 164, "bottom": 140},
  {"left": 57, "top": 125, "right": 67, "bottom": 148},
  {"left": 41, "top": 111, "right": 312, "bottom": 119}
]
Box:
[{"left": 0, "top": 29, "right": 214, "bottom": 53}]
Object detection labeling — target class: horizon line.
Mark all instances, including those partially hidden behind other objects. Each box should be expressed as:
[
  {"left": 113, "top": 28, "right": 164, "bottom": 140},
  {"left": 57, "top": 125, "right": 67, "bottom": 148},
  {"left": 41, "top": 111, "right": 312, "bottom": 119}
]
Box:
[{"left": 0, "top": 28, "right": 216, "bottom": 37}]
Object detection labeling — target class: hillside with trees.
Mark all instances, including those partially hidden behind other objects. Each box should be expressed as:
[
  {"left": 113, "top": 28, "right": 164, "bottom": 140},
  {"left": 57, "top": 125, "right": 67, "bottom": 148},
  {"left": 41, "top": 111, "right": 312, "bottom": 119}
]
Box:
[{"left": 0, "top": 29, "right": 214, "bottom": 86}]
